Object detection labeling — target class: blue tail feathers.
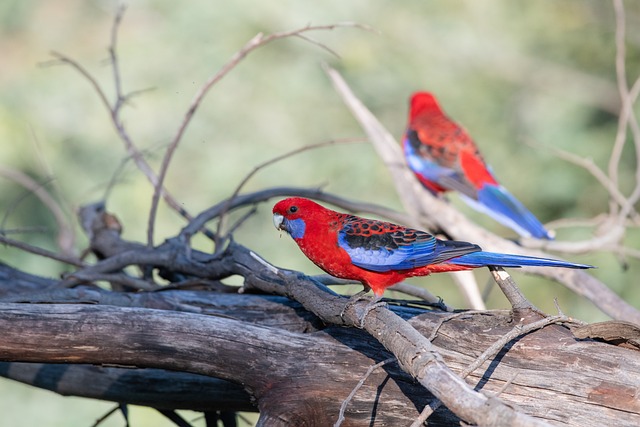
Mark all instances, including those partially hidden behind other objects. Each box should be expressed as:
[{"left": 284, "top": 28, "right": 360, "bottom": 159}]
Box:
[
  {"left": 448, "top": 251, "right": 592, "bottom": 269},
  {"left": 462, "top": 184, "right": 553, "bottom": 240}
]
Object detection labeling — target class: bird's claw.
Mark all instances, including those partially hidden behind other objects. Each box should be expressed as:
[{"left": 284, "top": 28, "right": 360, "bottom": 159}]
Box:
[
  {"left": 339, "top": 290, "right": 370, "bottom": 322},
  {"left": 357, "top": 299, "right": 387, "bottom": 328},
  {"left": 340, "top": 292, "right": 386, "bottom": 328}
]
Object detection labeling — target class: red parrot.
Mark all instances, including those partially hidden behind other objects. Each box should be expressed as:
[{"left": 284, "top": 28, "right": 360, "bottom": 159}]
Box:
[
  {"left": 404, "top": 92, "right": 553, "bottom": 240},
  {"left": 272, "top": 197, "right": 591, "bottom": 298}
]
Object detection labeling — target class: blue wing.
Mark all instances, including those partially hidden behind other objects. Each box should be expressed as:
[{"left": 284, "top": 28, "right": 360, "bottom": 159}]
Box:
[
  {"left": 337, "top": 217, "right": 481, "bottom": 272},
  {"left": 403, "top": 136, "right": 478, "bottom": 198}
]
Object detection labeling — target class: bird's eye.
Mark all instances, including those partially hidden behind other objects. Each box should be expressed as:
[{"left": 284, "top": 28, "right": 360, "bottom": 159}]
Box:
[{"left": 289, "top": 206, "right": 298, "bottom": 213}]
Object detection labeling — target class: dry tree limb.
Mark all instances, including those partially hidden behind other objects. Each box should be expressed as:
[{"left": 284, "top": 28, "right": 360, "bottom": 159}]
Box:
[
  {"left": 488, "top": 266, "right": 536, "bottom": 311},
  {"left": 324, "top": 64, "right": 640, "bottom": 324}
]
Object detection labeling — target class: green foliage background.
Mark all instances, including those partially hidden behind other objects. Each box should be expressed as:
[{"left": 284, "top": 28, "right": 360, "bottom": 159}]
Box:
[{"left": 0, "top": 1, "right": 638, "bottom": 425}]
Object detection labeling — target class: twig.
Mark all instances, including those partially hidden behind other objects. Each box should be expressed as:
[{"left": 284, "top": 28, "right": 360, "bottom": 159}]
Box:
[
  {"left": 387, "top": 282, "right": 450, "bottom": 308},
  {"left": 334, "top": 357, "right": 395, "bottom": 427},
  {"left": 157, "top": 409, "right": 193, "bottom": 427},
  {"left": 427, "top": 310, "right": 498, "bottom": 342},
  {"left": 45, "top": 14, "right": 199, "bottom": 239},
  {"left": 147, "top": 23, "right": 369, "bottom": 247},
  {"left": 0, "top": 235, "right": 84, "bottom": 268},
  {"left": 492, "top": 372, "right": 520, "bottom": 398},
  {"left": 179, "top": 186, "right": 412, "bottom": 241},
  {"left": 0, "top": 166, "right": 76, "bottom": 257},
  {"left": 62, "top": 271, "right": 159, "bottom": 291},
  {"left": 542, "top": 144, "right": 636, "bottom": 219},
  {"left": 214, "top": 138, "right": 364, "bottom": 251},
  {"left": 91, "top": 404, "right": 122, "bottom": 427},
  {"left": 608, "top": 0, "right": 629, "bottom": 216}
]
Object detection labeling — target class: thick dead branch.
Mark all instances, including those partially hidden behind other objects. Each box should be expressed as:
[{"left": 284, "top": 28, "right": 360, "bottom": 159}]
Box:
[{"left": 0, "top": 362, "right": 254, "bottom": 412}]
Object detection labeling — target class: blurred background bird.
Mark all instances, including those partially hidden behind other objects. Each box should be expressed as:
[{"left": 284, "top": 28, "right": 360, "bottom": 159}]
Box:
[{"left": 404, "top": 92, "right": 554, "bottom": 240}]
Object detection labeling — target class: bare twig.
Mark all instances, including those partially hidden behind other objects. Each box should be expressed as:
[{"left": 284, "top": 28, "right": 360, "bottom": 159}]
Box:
[
  {"left": 334, "top": 357, "right": 395, "bottom": 427},
  {"left": 0, "top": 166, "right": 76, "bottom": 257},
  {"left": 179, "top": 186, "right": 413, "bottom": 241},
  {"left": 609, "top": 0, "right": 629, "bottom": 216},
  {"left": 543, "top": 144, "right": 636, "bottom": 218},
  {"left": 147, "top": 23, "right": 369, "bottom": 247},
  {"left": 91, "top": 404, "right": 125, "bottom": 427},
  {"left": 413, "top": 311, "right": 583, "bottom": 426},
  {"left": 214, "top": 138, "right": 364, "bottom": 250},
  {"left": 45, "top": 13, "right": 198, "bottom": 238},
  {"left": 387, "top": 282, "right": 452, "bottom": 310},
  {"left": 62, "top": 271, "right": 159, "bottom": 291},
  {"left": 0, "top": 235, "right": 84, "bottom": 268}
]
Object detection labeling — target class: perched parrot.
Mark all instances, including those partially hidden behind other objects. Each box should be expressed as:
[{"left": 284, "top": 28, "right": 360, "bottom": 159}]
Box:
[
  {"left": 272, "top": 197, "right": 591, "bottom": 298},
  {"left": 403, "top": 92, "right": 553, "bottom": 240}
]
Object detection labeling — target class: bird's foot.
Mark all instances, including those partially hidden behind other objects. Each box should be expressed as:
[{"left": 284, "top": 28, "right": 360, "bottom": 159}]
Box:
[
  {"left": 341, "top": 292, "right": 389, "bottom": 328},
  {"left": 357, "top": 297, "right": 387, "bottom": 328},
  {"left": 340, "top": 290, "right": 370, "bottom": 321}
]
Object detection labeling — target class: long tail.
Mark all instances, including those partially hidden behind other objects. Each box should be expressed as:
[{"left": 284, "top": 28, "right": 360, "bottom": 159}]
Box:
[
  {"left": 461, "top": 184, "right": 553, "bottom": 240},
  {"left": 448, "top": 251, "right": 593, "bottom": 269}
]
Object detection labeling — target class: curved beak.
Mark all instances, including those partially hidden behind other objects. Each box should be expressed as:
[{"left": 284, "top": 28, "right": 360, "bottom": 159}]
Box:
[{"left": 273, "top": 213, "right": 285, "bottom": 231}]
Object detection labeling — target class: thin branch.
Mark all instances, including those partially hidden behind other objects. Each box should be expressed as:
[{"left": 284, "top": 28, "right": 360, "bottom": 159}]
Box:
[
  {"left": 147, "top": 23, "right": 369, "bottom": 247},
  {"left": 45, "top": 15, "right": 199, "bottom": 238},
  {"left": 412, "top": 312, "right": 583, "bottom": 426},
  {"left": 0, "top": 166, "right": 76, "bottom": 257},
  {"left": 214, "top": 138, "right": 364, "bottom": 249},
  {"left": 62, "top": 271, "right": 159, "bottom": 291},
  {"left": 543, "top": 144, "right": 636, "bottom": 218},
  {"left": 157, "top": 410, "right": 193, "bottom": 427},
  {"left": 334, "top": 358, "right": 396, "bottom": 427},
  {"left": 0, "top": 235, "right": 85, "bottom": 268},
  {"left": 179, "top": 186, "right": 413, "bottom": 242},
  {"left": 91, "top": 404, "right": 126, "bottom": 427},
  {"left": 387, "top": 282, "right": 452, "bottom": 310}
]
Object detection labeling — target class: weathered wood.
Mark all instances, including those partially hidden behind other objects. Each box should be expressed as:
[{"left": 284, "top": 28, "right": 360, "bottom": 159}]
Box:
[
  {"left": 0, "top": 303, "right": 448, "bottom": 426},
  {"left": 1, "top": 296, "right": 640, "bottom": 426},
  {"left": 2, "top": 206, "right": 639, "bottom": 426}
]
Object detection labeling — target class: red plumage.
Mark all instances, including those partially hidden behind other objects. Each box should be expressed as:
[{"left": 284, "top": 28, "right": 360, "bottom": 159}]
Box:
[{"left": 273, "top": 198, "right": 589, "bottom": 298}]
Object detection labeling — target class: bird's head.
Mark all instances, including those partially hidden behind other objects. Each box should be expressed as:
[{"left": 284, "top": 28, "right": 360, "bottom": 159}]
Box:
[
  {"left": 273, "top": 197, "right": 324, "bottom": 240},
  {"left": 409, "top": 92, "right": 443, "bottom": 120}
]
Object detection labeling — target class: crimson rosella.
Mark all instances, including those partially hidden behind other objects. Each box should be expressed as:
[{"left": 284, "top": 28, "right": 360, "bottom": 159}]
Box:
[
  {"left": 404, "top": 92, "right": 553, "bottom": 240},
  {"left": 272, "top": 197, "right": 591, "bottom": 298}
]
